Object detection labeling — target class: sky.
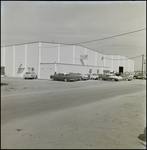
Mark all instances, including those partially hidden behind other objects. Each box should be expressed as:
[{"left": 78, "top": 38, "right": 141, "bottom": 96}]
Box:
[{"left": 1, "top": 1, "right": 146, "bottom": 64}]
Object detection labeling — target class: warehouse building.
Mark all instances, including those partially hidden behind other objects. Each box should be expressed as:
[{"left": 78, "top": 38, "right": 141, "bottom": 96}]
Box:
[{"left": 1, "top": 41, "right": 134, "bottom": 79}]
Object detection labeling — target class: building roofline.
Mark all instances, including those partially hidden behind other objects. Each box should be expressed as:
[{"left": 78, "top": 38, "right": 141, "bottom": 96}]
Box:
[{"left": 1, "top": 41, "right": 130, "bottom": 59}]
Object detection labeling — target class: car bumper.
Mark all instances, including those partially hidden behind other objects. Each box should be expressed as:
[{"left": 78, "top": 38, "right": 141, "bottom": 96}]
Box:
[{"left": 24, "top": 76, "right": 33, "bottom": 79}]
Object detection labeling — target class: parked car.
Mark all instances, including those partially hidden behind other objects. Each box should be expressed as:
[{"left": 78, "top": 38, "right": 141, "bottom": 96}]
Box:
[
  {"left": 23, "top": 71, "right": 37, "bottom": 79},
  {"left": 1, "top": 66, "right": 5, "bottom": 77},
  {"left": 75, "top": 73, "right": 89, "bottom": 80},
  {"left": 67, "top": 73, "right": 82, "bottom": 81},
  {"left": 136, "top": 73, "right": 146, "bottom": 79},
  {"left": 99, "top": 73, "right": 122, "bottom": 81},
  {"left": 133, "top": 73, "right": 139, "bottom": 79},
  {"left": 50, "top": 72, "right": 80, "bottom": 82},
  {"left": 120, "top": 73, "right": 133, "bottom": 81},
  {"left": 90, "top": 73, "right": 99, "bottom": 80}
]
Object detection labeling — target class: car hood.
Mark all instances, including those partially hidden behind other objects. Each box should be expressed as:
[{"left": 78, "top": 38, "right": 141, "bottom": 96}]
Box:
[{"left": 109, "top": 76, "right": 122, "bottom": 79}]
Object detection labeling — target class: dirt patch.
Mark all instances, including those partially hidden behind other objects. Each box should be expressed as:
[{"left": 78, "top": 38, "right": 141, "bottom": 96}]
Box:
[{"left": 1, "top": 91, "right": 146, "bottom": 149}]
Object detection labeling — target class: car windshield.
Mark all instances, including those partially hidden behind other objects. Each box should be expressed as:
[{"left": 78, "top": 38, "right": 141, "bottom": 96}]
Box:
[
  {"left": 58, "top": 73, "right": 64, "bottom": 76},
  {"left": 109, "top": 74, "right": 115, "bottom": 76},
  {"left": 25, "top": 72, "right": 31, "bottom": 74}
]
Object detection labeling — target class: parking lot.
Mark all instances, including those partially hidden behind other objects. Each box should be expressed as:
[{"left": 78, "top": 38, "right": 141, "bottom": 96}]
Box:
[
  {"left": 1, "top": 76, "right": 145, "bottom": 95},
  {"left": 1, "top": 77, "right": 146, "bottom": 149}
]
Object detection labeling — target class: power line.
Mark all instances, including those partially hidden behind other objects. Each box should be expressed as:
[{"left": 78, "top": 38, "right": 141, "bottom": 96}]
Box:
[
  {"left": 1, "top": 28, "right": 145, "bottom": 48},
  {"left": 41, "top": 28, "right": 146, "bottom": 49},
  {"left": 75, "top": 28, "right": 146, "bottom": 45}
]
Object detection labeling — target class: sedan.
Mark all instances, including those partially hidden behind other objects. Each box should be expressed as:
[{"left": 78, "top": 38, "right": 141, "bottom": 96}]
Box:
[
  {"left": 50, "top": 73, "right": 80, "bottom": 82},
  {"left": 121, "top": 73, "right": 133, "bottom": 81},
  {"left": 23, "top": 71, "right": 37, "bottom": 79},
  {"left": 75, "top": 73, "right": 89, "bottom": 80},
  {"left": 90, "top": 73, "right": 99, "bottom": 80},
  {"left": 99, "top": 73, "right": 122, "bottom": 81}
]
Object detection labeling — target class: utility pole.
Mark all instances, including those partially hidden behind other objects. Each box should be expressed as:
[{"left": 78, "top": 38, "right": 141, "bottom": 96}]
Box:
[{"left": 142, "top": 54, "right": 144, "bottom": 75}]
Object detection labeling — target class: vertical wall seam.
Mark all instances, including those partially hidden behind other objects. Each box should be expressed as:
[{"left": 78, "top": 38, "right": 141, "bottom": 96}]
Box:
[
  {"left": 25, "top": 44, "right": 27, "bottom": 72},
  {"left": 13, "top": 45, "right": 15, "bottom": 77},
  {"left": 85, "top": 48, "right": 87, "bottom": 65},
  {"left": 58, "top": 44, "right": 60, "bottom": 63},
  {"left": 124, "top": 56, "right": 125, "bottom": 72},
  {"left": 111, "top": 55, "right": 113, "bottom": 71},
  {"left": 3, "top": 47, "right": 5, "bottom": 66},
  {"left": 118, "top": 56, "right": 119, "bottom": 70},
  {"left": 103, "top": 55, "right": 105, "bottom": 67},
  {"left": 95, "top": 52, "right": 97, "bottom": 66},
  {"left": 73, "top": 45, "right": 75, "bottom": 64},
  {"left": 38, "top": 42, "right": 41, "bottom": 78},
  {"left": 128, "top": 59, "right": 130, "bottom": 72}
]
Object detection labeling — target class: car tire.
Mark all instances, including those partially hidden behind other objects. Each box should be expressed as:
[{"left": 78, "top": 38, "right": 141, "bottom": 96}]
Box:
[
  {"left": 64, "top": 79, "right": 67, "bottom": 82},
  {"left": 79, "top": 78, "right": 82, "bottom": 81}
]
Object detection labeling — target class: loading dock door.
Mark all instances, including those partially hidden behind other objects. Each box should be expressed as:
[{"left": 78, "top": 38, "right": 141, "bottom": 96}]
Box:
[{"left": 119, "top": 66, "right": 123, "bottom": 74}]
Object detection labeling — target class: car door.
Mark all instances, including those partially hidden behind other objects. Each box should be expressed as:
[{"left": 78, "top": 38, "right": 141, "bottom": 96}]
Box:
[
  {"left": 32, "top": 72, "right": 35, "bottom": 78},
  {"left": 105, "top": 74, "right": 110, "bottom": 80},
  {"left": 60, "top": 73, "right": 65, "bottom": 81},
  {"left": 64, "top": 74, "right": 71, "bottom": 81},
  {"left": 56, "top": 73, "right": 63, "bottom": 80}
]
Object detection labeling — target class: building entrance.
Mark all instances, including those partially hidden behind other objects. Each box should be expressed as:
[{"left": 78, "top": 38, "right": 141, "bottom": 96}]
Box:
[{"left": 119, "top": 66, "right": 123, "bottom": 74}]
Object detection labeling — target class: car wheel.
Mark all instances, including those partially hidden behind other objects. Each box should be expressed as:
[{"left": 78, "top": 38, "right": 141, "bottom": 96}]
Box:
[{"left": 64, "top": 79, "right": 67, "bottom": 82}]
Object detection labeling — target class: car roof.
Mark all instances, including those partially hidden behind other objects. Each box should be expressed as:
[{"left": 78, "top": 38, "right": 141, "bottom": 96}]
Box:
[{"left": 58, "top": 72, "right": 68, "bottom": 75}]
